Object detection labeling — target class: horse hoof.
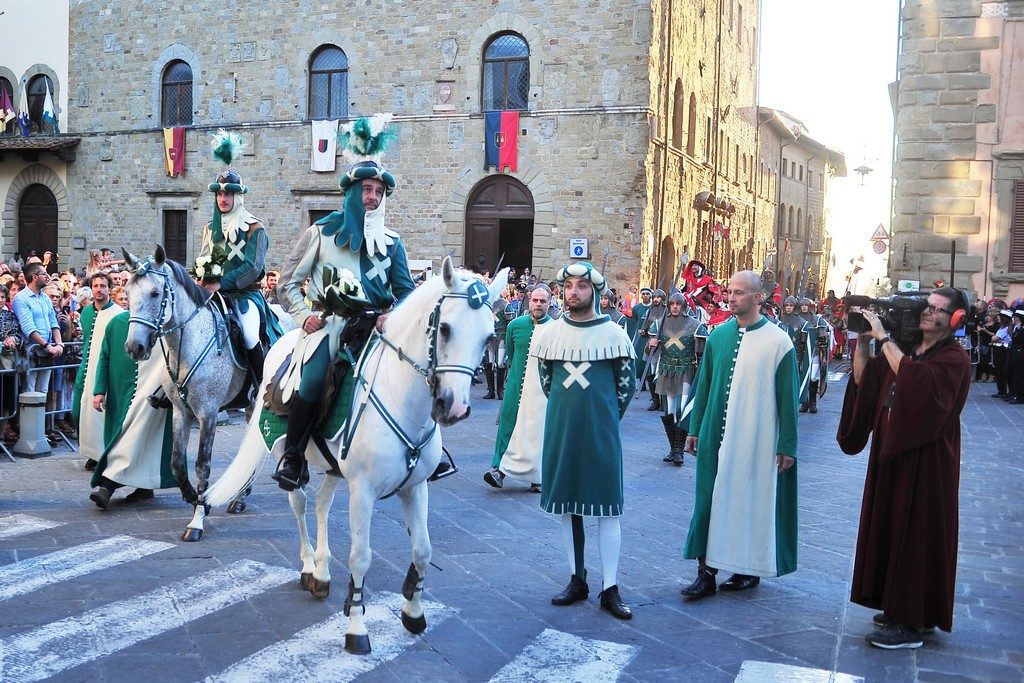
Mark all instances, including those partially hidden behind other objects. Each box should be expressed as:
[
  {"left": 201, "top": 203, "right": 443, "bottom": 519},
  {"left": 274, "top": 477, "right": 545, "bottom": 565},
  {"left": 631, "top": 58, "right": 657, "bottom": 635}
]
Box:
[
  {"left": 299, "top": 572, "right": 312, "bottom": 590},
  {"left": 181, "top": 527, "right": 204, "bottom": 543},
  {"left": 344, "top": 633, "right": 371, "bottom": 655},
  {"left": 401, "top": 610, "right": 427, "bottom": 635},
  {"left": 309, "top": 577, "right": 330, "bottom": 600},
  {"left": 226, "top": 500, "right": 246, "bottom": 514}
]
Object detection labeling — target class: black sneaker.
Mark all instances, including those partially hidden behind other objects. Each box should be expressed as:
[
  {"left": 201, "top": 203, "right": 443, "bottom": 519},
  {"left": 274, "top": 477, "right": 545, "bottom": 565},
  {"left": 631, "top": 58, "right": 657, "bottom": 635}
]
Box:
[
  {"left": 867, "top": 623, "right": 924, "bottom": 649},
  {"left": 872, "top": 613, "right": 935, "bottom": 633}
]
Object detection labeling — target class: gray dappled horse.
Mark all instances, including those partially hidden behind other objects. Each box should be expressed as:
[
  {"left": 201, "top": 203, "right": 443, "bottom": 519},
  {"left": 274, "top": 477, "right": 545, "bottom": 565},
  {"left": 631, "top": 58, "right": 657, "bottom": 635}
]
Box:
[
  {"left": 205, "top": 258, "right": 508, "bottom": 655},
  {"left": 122, "top": 246, "right": 294, "bottom": 541}
]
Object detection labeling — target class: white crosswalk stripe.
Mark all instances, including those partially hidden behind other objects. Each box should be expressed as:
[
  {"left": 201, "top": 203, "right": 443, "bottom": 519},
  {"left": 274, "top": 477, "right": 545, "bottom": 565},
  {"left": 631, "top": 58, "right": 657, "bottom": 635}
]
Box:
[
  {"left": 488, "top": 628, "right": 639, "bottom": 682},
  {"left": 0, "top": 514, "right": 62, "bottom": 540},
  {"left": 207, "top": 591, "right": 455, "bottom": 682},
  {"left": 0, "top": 559, "right": 293, "bottom": 682},
  {"left": 736, "top": 661, "right": 864, "bottom": 682},
  {"left": 0, "top": 534, "right": 174, "bottom": 601}
]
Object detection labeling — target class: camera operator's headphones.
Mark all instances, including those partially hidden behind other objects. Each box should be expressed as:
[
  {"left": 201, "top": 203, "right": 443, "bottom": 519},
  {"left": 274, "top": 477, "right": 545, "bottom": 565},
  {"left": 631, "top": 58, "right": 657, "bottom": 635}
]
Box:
[{"left": 946, "top": 288, "right": 970, "bottom": 331}]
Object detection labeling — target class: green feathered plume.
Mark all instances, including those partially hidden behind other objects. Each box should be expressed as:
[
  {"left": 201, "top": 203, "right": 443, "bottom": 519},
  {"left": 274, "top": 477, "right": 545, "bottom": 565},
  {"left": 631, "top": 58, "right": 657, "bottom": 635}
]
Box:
[
  {"left": 211, "top": 129, "right": 245, "bottom": 165},
  {"left": 339, "top": 113, "right": 397, "bottom": 163}
]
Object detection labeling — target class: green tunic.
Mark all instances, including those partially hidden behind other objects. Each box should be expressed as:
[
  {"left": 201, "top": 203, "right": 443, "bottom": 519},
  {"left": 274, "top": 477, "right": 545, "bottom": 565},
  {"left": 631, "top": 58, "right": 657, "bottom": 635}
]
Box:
[
  {"left": 90, "top": 312, "right": 175, "bottom": 489},
  {"left": 72, "top": 300, "right": 120, "bottom": 427},
  {"left": 533, "top": 315, "right": 635, "bottom": 517},
  {"left": 683, "top": 316, "right": 800, "bottom": 577},
  {"left": 492, "top": 313, "right": 550, "bottom": 467}
]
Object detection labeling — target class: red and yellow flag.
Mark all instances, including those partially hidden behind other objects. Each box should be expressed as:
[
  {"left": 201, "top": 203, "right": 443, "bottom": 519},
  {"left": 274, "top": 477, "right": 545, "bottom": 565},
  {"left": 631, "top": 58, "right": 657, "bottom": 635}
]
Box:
[{"left": 163, "top": 127, "right": 185, "bottom": 177}]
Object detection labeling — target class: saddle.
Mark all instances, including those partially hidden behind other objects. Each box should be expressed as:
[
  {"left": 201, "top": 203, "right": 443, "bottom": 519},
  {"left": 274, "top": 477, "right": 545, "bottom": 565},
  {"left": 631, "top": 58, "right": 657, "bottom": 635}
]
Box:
[{"left": 264, "top": 309, "right": 380, "bottom": 428}]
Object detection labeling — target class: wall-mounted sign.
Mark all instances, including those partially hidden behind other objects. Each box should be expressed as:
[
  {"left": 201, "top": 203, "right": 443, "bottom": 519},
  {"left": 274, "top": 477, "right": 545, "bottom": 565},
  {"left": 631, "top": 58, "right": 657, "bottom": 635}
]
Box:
[{"left": 569, "top": 238, "right": 588, "bottom": 259}]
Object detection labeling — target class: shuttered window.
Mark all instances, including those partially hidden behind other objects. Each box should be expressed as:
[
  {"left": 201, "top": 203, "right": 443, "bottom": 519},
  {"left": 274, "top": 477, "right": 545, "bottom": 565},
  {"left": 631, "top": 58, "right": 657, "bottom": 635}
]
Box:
[
  {"left": 163, "top": 210, "right": 188, "bottom": 264},
  {"left": 1012, "top": 180, "right": 1024, "bottom": 271}
]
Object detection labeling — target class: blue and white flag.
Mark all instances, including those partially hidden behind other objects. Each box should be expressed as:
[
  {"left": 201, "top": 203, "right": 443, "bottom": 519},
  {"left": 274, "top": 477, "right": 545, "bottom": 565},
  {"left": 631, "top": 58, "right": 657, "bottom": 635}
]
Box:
[
  {"left": 16, "top": 81, "right": 30, "bottom": 137},
  {"left": 41, "top": 81, "right": 58, "bottom": 134}
]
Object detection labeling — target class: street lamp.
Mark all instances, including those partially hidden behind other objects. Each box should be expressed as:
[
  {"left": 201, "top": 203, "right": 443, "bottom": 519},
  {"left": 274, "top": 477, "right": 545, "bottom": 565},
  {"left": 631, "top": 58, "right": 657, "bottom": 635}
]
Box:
[{"left": 853, "top": 165, "right": 873, "bottom": 186}]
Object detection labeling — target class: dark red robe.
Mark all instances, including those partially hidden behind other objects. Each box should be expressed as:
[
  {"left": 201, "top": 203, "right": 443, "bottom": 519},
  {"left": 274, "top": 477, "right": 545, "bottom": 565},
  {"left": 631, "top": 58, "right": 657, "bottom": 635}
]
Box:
[{"left": 837, "top": 339, "right": 970, "bottom": 632}]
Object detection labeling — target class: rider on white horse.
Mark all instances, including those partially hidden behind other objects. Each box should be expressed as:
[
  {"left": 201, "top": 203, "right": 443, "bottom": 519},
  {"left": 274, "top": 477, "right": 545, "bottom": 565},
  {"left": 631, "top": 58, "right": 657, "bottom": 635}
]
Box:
[
  {"left": 272, "top": 114, "right": 415, "bottom": 491},
  {"left": 198, "top": 132, "right": 283, "bottom": 385}
]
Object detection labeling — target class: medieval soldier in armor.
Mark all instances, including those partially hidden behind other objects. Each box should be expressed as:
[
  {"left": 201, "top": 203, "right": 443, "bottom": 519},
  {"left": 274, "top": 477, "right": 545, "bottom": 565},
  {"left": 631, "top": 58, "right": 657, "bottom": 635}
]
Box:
[
  {"left": 798, "top": 297, "right": 833, "bottom": 413},
  {"left": 779, "top": 296, "right": 813, "bottom": 408},
  {"left": 272, "top": 114, "right": 415, "bottom": 490},
  {"left": 483, "top": 287, "right": 511, "bottom": 400},
  {"left": 638, "top": 289, "right": 667, "bottom": 410},
  {"left": 647, "top": 292, "right": 700, "bottom": 465}
]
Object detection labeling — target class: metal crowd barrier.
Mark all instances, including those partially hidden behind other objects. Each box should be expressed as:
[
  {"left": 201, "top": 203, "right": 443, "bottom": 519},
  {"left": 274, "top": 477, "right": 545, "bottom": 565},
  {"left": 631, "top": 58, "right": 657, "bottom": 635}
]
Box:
[
  {"left": 23, "top": 341, "right": 84, "bottom": 453},
  {"left": 0, "top": 363, "right": 20, "bottom": 462}
]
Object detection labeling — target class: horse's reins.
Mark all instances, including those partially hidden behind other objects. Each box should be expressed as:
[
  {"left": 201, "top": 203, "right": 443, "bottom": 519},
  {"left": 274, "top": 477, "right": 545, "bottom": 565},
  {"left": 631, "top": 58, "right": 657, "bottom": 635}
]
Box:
[
  {"left": 344, "top": 287, "right": 491, "bottom": 499},
  {"left": 128, "top": 258, "right": 228, "bottom": 400}
]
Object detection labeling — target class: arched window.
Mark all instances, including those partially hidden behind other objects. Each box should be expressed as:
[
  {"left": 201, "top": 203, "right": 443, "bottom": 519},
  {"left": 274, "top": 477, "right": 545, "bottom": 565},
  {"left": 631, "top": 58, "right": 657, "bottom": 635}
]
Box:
[
  {"left": 161, "top": 60, "right": 193, "bottom": 126},
  {"left": 482, "top": 32, "right": 529, "bottom": 111},
  {"left": 27, "top": 75, "right": 54, "bottom": 134},
  {"left": 779, "top": 203, "right": 786, "bottom": 234},
  {"left": 0, "top": 77, "right": 13, "bottom": 135},
  {"left": 671, "top": 80, "right": 684, "bottom": 149},
  {"left": 788, "top": 206, "right": 795, "bottom": 235},
  {"left": 686, "top": 93, "right": 697, "bottom": 156},
  {"left": 797, "top": 208, "right": 803, "bottom": 238},
  {"left": 309, "top": 45, "right": 349, "bottom": 120}
]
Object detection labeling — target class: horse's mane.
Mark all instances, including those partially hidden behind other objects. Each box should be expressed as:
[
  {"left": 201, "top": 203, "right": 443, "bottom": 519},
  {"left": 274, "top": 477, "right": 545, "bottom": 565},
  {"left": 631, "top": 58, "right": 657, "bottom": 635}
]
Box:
[{"left": 163, "top": 258, "right": 212, "bottom": 309}]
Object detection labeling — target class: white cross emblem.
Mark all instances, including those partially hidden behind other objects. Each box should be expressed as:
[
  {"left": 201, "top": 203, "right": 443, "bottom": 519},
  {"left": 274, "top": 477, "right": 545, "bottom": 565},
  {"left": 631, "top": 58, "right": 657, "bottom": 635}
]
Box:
[
  {"left": 227, "top": 238, "right": 246, "bottom": 262},
  {"left": 664, "top": 332, "right": 684, "bottom": 350},
  {"left": 468, "top": 285, "right": 488, "bottom": 307},
  {"left": 562, "top": 361, "right": 591, "bottom": 390},
  {"left": 366, "top": 255, "right": 392, "bottom": 284}
]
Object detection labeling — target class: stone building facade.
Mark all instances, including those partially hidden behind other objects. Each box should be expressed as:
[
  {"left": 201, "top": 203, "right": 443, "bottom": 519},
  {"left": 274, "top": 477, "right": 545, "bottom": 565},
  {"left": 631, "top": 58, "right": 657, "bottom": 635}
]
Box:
[
  {"left": 892, "top": 0, "right": 1024, "bottom": 300},
  {"left": 64, "top": 1, "right": 662, "bottom": 288},
  {"left": 0, "top": 1, "right": 77, "bottom": 265},
  {"left": 759, "top": 109, "right": 846, "bottom": 298}
]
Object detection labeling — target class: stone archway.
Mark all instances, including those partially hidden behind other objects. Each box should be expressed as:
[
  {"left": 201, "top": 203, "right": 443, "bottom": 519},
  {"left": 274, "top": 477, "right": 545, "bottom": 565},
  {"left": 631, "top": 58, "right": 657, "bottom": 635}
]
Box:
[
  {"left": 3, "top": 164, "right": 69, "bottom": 260},
  {"left": 441, "top": 159, "right": 556, "bottom": 274},
  {"left": 464, "top": 175, "right": 535, "bottom": 275}
]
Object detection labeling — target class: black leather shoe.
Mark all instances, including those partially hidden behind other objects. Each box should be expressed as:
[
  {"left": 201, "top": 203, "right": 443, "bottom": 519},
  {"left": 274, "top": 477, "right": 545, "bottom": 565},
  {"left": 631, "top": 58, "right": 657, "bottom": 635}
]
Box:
[
  {"left": 89, "top": 486, "right": 112, "bottom": 510},
  {"left": 681, "top": 569, "right": 716, "bottom": 600},
  {"left": 551, "top": 573, "right": 588, "bottom": 606},
  {"left": 84, "top": 458, "right": 98, "bottom": 471},
  {"left": 599, "top": 585, "right": 632, "bottom": 620},
  {"left": 719, "top": 573, "right": 760, "bottom": 592},
  {"left": 124, "top": 488, "right": 154, "bottom": 504}
]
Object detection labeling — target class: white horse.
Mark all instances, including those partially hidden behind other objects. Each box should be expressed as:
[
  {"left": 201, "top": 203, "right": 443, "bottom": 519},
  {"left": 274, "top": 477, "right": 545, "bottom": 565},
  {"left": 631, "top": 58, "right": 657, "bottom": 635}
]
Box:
[{"left": 205, "top": 257, "right": 508, "bottom": 654}]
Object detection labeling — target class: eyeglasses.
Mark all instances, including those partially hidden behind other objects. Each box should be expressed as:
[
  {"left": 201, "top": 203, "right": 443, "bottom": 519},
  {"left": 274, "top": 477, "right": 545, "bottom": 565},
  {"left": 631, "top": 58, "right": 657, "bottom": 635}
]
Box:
[{"left": 924, "top": 304, "right": 954, "bottom": 316}]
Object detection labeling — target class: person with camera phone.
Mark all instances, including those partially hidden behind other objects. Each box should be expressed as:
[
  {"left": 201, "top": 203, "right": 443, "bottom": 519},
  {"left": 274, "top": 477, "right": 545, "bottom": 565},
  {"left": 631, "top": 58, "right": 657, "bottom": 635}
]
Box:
[{"left": 837, "top": 287, "right": 972, "bottom": 649}]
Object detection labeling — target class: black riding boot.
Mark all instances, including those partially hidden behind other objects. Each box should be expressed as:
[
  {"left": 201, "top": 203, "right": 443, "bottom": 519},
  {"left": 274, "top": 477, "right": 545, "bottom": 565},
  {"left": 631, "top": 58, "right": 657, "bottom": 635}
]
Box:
[
  {"left": 483, "top": 363, "right": 496, "bottom": 399},
  {"left": 496, "top": 367, "right": 506, "bottom": 400},
  {"left": 670, "top": 424, "right": 687, "bottom": 466},
  {"left": 660, "top": 415, "right": 675, "bottom": 462},
  {"left": 808, "top": 381, "right": 819, "bottom": 414},
  {"left": 246, "top": 344, "right": 265, "bottom": 386},
  {"left": 271, "top": 396, "right": 316, "bottom": 491}
]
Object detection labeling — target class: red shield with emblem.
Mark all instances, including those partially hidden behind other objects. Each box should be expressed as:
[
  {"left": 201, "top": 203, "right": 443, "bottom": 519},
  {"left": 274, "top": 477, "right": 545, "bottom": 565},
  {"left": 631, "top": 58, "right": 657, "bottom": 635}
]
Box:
[
  {"left": 494, "top": 131, "right": 506, "bottom": 148},
  {"left": 317, "top": 139, "right": 328, "bottom": 153}
]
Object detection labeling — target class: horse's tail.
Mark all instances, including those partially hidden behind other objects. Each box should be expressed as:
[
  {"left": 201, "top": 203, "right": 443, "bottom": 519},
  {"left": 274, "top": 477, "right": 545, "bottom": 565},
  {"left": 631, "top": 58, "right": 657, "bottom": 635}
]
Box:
[{"left": 203, "top": 414, "right": 270, "bottom": 508}]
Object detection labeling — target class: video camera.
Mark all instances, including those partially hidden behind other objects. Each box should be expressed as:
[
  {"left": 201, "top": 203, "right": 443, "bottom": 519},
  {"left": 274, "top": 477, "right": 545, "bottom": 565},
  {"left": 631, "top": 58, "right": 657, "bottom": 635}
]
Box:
[{"left": 843, "top": 291, "right": 929, "bottom": 348}]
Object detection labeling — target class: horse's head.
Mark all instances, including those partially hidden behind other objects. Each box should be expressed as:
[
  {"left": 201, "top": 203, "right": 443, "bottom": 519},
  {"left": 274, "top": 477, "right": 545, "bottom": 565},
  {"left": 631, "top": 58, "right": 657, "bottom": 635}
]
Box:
[
  {"left": 426, "top": 257, "right": 509, "bottom": 426},
  {"left": 122, "top": 245, "right": 171, "bottom": 361}
]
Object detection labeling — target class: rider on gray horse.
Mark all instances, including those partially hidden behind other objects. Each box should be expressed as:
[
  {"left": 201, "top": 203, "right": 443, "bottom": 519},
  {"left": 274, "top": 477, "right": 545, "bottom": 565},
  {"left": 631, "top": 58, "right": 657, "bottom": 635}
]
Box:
[
  {"left": 272, "top": 114, "right": 415, "bottom": 491},
  {"left": 198, "top": 131, "right": 282, "bottom": 384}
]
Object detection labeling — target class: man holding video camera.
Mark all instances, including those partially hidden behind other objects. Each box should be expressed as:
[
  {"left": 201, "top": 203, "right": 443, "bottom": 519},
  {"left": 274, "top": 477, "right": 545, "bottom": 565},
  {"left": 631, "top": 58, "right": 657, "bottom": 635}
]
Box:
[{"left": 837, "top": 287, "right": 971, "bottom": 650}]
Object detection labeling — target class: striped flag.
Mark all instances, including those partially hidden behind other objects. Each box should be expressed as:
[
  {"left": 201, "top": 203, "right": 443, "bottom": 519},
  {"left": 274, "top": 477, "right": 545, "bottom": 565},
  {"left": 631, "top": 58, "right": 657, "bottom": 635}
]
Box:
[
  {"left": 163, "top": 127, "right": 185, "bottom": 177},
  {"left": 484, "top": 111, "right": 519, "bottom": 172},
  {"left": 0, "top": 87, "right": 15, "bottom": 128}
]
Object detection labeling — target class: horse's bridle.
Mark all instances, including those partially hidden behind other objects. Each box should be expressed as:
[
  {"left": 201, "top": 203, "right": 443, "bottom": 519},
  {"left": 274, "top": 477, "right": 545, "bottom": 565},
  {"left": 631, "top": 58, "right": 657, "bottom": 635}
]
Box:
[
  {"left": 127, "top": 257, "right": 226, "bottom": 400},
  {"left": 127, "top": 258, "right": 213, "bottom": 338},
  {"left": 374, "top": 288, "right": 490, "bottom": 397}
]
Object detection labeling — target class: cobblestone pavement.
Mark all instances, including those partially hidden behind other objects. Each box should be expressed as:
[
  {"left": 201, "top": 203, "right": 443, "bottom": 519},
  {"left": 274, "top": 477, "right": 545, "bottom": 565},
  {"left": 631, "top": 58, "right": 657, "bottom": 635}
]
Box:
[{"left": 1, "top": 372, "right": 1022, "bottom": 682}]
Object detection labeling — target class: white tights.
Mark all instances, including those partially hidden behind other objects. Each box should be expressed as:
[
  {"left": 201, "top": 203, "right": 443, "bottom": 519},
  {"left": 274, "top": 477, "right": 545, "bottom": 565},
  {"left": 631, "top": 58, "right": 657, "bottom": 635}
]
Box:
[{"left": 560, "top": 514, "right": 621, "bottom": 590}]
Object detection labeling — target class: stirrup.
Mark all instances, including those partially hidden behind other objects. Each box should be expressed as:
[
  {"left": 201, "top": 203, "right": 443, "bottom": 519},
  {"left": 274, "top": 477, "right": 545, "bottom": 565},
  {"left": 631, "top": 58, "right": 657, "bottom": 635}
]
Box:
[{"left": 428, "top": 447, "right": 459, "bottom": 482}]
